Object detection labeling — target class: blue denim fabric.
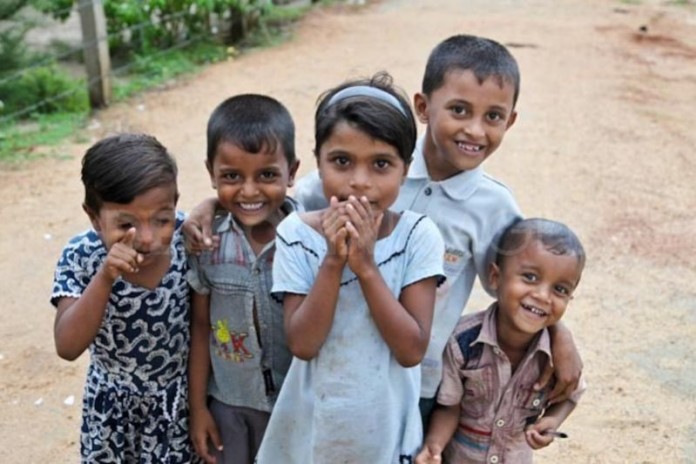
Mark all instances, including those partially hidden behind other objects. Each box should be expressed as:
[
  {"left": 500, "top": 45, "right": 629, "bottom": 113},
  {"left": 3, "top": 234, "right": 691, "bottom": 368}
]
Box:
[{"left": 187, "top": 200, "right": 297, "bottom": 412}]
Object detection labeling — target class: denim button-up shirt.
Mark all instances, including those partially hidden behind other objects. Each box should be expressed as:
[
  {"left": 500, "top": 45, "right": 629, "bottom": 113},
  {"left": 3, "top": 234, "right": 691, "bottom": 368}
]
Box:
[{"left": 187, "top": 199, "right": 297, "bottom": 412}]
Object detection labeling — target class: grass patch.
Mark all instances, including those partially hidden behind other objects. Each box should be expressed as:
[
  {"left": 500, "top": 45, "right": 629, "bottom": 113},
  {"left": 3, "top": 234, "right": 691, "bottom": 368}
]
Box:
[{"left": 0, "top": 112, "right": 87, "bottom": 165}]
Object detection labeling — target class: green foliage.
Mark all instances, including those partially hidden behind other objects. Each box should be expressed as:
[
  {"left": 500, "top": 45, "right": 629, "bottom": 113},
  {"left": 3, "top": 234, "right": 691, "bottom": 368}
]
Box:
[
  {"left": 0, "top": 23, "right": 33, "bottom": 72},
  {"left": 39, "top": 0, "right": 273, "bottom": 56},
  {"left": 0, "top": 66, "right": 88, "bottom": 117}
]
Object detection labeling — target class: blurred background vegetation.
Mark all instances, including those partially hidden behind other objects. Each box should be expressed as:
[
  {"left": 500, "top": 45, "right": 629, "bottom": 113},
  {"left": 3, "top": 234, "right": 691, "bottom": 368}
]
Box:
[{"left": 0, "top": 0, "right": 324, "bottom": 163}]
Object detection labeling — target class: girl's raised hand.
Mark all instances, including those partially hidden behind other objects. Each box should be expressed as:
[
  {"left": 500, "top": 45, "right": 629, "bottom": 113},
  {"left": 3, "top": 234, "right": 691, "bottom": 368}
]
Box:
[
  {"left": 321, "top": 196, "right": 349, "bottom": 263},
  {"left": 101, "top": 227, "right": 143, "bottom": 281},
  {"left": 344, "top": 195, "right": 383, "bottom": 276}
]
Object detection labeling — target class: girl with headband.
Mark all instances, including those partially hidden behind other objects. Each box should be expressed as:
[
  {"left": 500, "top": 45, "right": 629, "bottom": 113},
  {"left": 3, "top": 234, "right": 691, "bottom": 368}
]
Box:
[{"left": 255, "top": 72, "right": 445, "bottom": 463}]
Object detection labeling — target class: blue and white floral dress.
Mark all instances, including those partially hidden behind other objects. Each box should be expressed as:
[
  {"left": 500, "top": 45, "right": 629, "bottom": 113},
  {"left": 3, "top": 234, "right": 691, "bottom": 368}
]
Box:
[{"left": 51, "top": 215, "right": 196, "bottom": 463}]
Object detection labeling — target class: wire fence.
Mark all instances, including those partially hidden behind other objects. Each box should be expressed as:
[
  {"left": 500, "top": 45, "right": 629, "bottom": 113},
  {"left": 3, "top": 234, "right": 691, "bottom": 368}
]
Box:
[{"left": 0, "top": 0, "right": 262, "bottom": 125}]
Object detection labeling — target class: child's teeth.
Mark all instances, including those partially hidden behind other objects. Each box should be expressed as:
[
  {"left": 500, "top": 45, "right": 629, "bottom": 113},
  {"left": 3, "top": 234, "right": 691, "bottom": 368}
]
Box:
[{"left": 240, "top": 202, "right": 263, "bottom": 210}]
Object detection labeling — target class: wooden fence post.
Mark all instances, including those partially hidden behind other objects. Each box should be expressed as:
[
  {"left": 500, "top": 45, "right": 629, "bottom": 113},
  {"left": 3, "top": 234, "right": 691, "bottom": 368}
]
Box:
[{"left": 79, "top": 0, "right": 111, "bottom": 109}]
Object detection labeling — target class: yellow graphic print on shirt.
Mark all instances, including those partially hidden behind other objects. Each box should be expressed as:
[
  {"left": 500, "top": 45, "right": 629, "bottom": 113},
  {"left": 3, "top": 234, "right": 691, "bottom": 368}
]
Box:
[{"left": 212, "top": 320, "right": 254, "bottom": 363}]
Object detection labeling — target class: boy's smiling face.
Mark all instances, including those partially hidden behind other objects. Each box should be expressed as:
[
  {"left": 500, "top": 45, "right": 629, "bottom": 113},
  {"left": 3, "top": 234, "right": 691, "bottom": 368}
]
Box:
[
  {"left": 414, "top": 69, "right": 517, "bottom": 181},
  {"left": 208, "top": 141, "right": 299, "bottom": 229},
  {"left": 490, "top": 238, "right": 583, "bottom": 340}
]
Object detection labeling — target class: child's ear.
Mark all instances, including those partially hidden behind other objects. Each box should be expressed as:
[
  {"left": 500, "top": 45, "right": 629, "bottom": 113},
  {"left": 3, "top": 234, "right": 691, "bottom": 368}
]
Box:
[
  {"left": 413, "top": 92, "right": 429, "bottom": 124},
  {"left": 401, "top": 161, "right": 410, "bottom": 182},
  {"left": 506, "top": 110, "right": 518, "bottom": 130},
  {"left": 287, "top": 160, "right": 300, "bottom": 187},
  {"left": 205, "top": 160, "right": 216, "bottom": 189},
  {"left": 82, "top": 204, "right": 102, "bottom": 232},
  {"left": 488, "top": 262, "right": 501, "bottom": 292}
]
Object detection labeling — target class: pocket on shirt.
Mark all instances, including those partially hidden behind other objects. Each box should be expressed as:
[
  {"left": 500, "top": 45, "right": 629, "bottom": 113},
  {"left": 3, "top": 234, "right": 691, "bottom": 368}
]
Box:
[
  {"left": 514, "top": 384, "right": 548, "bottom": 428},
  {"left": 461, "top": 366, "right": 494, "bottom": 419}
]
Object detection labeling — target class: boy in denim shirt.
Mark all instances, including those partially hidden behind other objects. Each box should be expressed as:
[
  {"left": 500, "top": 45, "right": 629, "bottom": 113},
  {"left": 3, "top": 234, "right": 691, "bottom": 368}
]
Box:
[{"left": 187, "top": 94, "right": 299, "bottom": 464}]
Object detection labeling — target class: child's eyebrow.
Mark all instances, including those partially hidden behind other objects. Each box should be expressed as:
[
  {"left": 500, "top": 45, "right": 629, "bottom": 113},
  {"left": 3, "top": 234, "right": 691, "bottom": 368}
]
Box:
[{"left": 487, "top": 104, "right": 511, "bottom": 113}]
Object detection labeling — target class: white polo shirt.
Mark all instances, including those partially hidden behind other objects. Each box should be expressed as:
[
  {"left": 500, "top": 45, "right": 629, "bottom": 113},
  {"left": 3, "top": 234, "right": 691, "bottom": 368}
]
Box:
[{"left": 292, "top": 136, "right": 522, "bottom": 398}]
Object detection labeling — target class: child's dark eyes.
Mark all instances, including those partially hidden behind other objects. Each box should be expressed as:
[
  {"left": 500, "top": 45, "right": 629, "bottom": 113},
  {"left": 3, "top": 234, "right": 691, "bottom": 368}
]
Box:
[
  {"left": 374, "top": 159, "right": 391, "bottom": 170},
  {"left": 521, "top": 272, "right": 538, "bottom": 282},
  {"left": 554, "top": 285, "right": 572, "bottom": 297},
  {"left": 333, "top": 156, "right": 350, "bottom": 167},
  {"left": 259, "top": 171, "right": 279, "bottom": 181},
  {"left": 450, "top": 105, "right": 467, "bottom": 116},
  {"left": 487, "top": 111, "right": 505, "bottom": 123},
  {"left": 222, "top": 172, "right": 240, "bottom": 181},
  {"left": 119, "top": 223, "right": 133, "bottom": 230}
]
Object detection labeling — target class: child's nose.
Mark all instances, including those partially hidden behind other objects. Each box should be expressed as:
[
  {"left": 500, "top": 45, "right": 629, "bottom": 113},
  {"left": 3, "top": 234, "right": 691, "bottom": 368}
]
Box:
[
  {"left": 463, "top": 118, "right": 485, "bottom": 138},
  {"left": 241, "top": 180, "right": 259, "bottom": 196},
  {"left": 136, "top": 225, "right": 154, "bottom": 250},
  {"left": 349, "top": 167, "right": 371, "bottom": 192},
  {"left": 533, "top": 284, "right": 553, "bottom": 303}
]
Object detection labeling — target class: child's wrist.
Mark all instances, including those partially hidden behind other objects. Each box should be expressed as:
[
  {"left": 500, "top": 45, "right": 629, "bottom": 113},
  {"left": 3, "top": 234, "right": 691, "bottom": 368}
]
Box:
[
  {"left": 322, "top": 254, "right": 346, "bottom": 270},
  {"left": 96, "top": 266, "right": 117, "bottom": 285}
]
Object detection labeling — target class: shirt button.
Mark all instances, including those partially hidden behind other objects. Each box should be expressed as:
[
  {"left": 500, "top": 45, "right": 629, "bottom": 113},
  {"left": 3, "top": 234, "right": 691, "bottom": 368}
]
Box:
[
  {"left": 496, "top": 419, "right": 505, "bottom": 427},
  {"left": 532, "top": 399, "right": 541, "bottom": 407},
  {"left": 489, "top": 456, "right": 499, "bottom": 464},
  {"left": 424, "top": 186, "right": 432, "bottom": 196}
]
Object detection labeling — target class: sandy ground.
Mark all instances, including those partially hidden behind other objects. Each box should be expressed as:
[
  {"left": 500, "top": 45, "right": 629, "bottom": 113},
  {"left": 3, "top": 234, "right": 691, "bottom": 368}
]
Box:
[{"left": 0, "top": 0, "right": 695, "bottom": 462}]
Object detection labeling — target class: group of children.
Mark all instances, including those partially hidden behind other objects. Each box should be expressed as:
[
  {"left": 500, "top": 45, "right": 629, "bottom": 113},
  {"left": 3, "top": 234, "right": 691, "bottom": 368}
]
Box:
[{"left": 51, "top": 34, "right": 586, "bottom": 464}]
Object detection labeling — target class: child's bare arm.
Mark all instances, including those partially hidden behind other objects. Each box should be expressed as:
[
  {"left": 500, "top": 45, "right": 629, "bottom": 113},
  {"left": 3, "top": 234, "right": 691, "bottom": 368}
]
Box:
[
  {"left": 283, "top": 256, "right": 344, "bottom": 360},
  {"left": 284, "top": 201, "right": 347, "bottom": 360},
  {"left": 416, "top": 403, "right": 460, "bottom": 463},
  {"left": 188, "top": 291, "right": 222, "bottom": 463},
  {"left": 54, "top": 228, "right": 141, "bottom": 360},
  {"left": 535, "top": 321, "right": 583, "bottom": 404}
]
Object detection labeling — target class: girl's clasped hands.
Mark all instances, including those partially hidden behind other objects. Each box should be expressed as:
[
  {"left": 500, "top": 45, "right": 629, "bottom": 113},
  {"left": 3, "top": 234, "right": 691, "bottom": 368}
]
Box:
[{"left": 322, "top": 195, "right": 383, "bottom": 276}]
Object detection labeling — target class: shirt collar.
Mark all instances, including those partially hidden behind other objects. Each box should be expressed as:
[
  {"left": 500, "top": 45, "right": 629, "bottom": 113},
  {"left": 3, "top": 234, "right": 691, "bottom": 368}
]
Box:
[
  {"left": 473, "top": 303, "right": 553, "bottom": 362},
  {"left": 407, "top": 135, "right": 484, "bottom": 201}
]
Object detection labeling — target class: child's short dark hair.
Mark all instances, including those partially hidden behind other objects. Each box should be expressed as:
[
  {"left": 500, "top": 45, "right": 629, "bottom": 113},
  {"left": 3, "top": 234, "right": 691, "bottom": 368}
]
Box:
[
  {"left": 206, "top": 94, "right": 296, "bottom": 166},
  {"left": 82, "top": 133, "right": 178, "bottom": 213},
  {"left": 422, "top": 34, "right": 521, "bottom": 106},
  {"left": 495, "top": 218, "right": 586, "bottom": 270},
  {"left": 314, "top": 71, "right": 417, "bottom": 164}
]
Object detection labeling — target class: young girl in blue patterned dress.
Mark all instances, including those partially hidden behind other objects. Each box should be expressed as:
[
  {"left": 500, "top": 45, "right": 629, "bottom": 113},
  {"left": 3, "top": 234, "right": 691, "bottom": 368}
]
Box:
[
  {"left": 51, "top": 133, "right": 196, "bottom": 463},
  {"left": 254, "top": 73, "right": 445, "bottom": 463}
]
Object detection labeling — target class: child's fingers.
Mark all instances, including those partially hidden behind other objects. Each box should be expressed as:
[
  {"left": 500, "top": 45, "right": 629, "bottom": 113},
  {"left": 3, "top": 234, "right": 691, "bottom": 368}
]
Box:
[
  {"left": 533, "top": 361, "right": 554, "bottom": 392},
  {"left": 120, "top": 227, "right": 137, "bottom": 248},
  {"left": 525, "top": 428, "right": 554, "bottom": 449},
  {"left": 208, "top": 424, "right": 224, "bottom": 454},
  {"left": 347, "top": 195, "right": 371, "bottom": 220},
  {"left": 192, "top": 432, "right": 216, "bottom": 463},
  {"left": 335, "top": 226, "right": 349, "bottom": 256},
  {"left": 106, "top": 244, "right": 141, "bottom": 274}
]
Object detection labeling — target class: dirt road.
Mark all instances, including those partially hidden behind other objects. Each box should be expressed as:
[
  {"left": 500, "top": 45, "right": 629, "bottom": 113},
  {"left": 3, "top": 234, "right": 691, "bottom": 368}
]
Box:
[{"left": 1, "top": 0, "right": 695, "bottom": 462}]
